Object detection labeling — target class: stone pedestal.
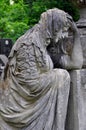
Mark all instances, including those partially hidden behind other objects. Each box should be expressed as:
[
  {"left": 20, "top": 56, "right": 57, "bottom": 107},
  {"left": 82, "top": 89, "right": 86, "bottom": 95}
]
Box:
[
  {"left": 66, "top": 69, "right": 86, "bottom": 130},
  {"left": 77, "top": 7, "right": 86, "bottom": 67}
]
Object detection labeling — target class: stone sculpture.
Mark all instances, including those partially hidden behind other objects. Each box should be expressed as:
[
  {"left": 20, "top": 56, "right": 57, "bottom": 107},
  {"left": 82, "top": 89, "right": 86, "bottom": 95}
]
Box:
[{"left": 0, "top": 8, "right": 83, "bottom": 130}]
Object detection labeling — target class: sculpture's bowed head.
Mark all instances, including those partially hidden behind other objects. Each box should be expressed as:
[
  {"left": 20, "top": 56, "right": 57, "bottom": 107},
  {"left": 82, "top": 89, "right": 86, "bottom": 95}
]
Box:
[{"left": 39, "top": 8, "right": 71, "bottom": 44}]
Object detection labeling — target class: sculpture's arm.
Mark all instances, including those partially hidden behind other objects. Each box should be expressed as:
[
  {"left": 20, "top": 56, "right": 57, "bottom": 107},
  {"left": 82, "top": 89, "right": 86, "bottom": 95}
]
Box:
[{"left": 61, "top": 21, "right": 83, "bottom": 70}]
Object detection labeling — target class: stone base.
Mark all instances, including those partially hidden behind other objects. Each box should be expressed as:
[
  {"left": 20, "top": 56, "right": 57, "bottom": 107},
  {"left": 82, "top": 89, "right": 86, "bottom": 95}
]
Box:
[{"left": 65, "top": 69, "right": 86, "bottom": 130}]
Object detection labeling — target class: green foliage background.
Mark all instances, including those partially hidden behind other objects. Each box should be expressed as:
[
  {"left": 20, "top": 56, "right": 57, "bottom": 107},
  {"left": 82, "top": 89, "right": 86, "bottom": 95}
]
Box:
[{"left": 0, "top": 0, "right": 80, "bottom": 42}]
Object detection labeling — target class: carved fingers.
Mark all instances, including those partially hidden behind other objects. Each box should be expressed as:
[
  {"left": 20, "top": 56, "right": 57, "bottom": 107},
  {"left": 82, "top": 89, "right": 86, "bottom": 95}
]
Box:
[{"left": 68, "top": 20, "right": 78, "bottom": 33}]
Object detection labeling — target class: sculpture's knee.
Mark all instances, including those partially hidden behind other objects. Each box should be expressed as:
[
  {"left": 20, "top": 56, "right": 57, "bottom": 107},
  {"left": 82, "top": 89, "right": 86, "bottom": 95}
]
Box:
[
  {"left": 62, "top": 69, "right": 70, "bottom": 81},
  {"left": 60, "top": 69, "right": 70, "bottom": 89},
  {"left": 54, "top": 69, "right": 70, "bottom": 88},
  {"left": 55, "top": 69, "right": 70, "bottom": 79}
]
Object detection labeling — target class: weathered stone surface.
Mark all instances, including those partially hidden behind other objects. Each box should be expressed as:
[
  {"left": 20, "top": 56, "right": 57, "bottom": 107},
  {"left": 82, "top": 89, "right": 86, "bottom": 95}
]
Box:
[
  {"left": 0, "top": 8, "right": 84, "bottom": 130},
  {"left": 66, "top": 69, "right": 86, "bottom": 130},
  {"left": 0, "top": 8, "right": 72, "bottom": 130},
  {"left": 80, "top": 36, "right": 86, "bottom": 67},
  {"left": 76, "top": 25, "right": 86, "bottom": 68},
  {"left": 77, "top": 7, "right": 86, "bottom": 68}
]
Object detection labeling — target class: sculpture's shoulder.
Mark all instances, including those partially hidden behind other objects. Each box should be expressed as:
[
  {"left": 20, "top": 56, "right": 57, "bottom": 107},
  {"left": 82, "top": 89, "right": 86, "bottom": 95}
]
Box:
[
  {"left": 9, "top": 28, "right": 35, "bottom": 58},
  {"left": 15, "top": 24, "right": 40, "bottom": 48},
  {"left": 9, "top": 24, "right": 43, "bottom": 60}
]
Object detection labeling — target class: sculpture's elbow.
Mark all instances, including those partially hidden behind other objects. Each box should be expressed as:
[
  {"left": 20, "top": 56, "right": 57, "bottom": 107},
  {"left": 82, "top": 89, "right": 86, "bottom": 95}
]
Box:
[
  {"left": 60, "top": 55, "right": 83, "bottom": 70},
  {"left": 73, "top": 58, "right": 83, "bottom": 69},
  {"left": 79, "top": 59, "right": 83, "bottom": 69},
  {"left": 65, "top": 58, "right": 83, "bottom": 70}
]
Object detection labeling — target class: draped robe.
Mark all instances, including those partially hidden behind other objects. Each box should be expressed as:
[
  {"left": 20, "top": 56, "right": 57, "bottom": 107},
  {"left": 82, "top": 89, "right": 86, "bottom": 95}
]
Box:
[{"left": 0, "top": 9, "right": 70, "bottom": 130}]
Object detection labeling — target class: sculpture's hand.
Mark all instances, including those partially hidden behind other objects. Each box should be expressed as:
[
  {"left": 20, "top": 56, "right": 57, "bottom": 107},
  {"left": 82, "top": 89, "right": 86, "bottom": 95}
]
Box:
[
  {"left": 60, "top": 14, "right": 83, "bottom": 70},
  {"left": 68, "top": 19, "right": 78, "bottom": 33}
]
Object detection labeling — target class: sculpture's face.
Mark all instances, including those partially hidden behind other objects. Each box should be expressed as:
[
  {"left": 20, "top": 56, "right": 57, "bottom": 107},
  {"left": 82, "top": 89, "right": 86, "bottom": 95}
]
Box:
[
  {"left": 46, "top": 24, "right": 69, "bottom": 46},
  {"left": 54, "top": 23, "right": 69, "bottom": 43}
]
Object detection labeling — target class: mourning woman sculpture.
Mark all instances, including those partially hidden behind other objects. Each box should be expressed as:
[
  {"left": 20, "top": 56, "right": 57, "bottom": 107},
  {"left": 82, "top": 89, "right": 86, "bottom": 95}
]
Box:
[{"left": 0, "top": 8, "right": 83, "bottom": 130}]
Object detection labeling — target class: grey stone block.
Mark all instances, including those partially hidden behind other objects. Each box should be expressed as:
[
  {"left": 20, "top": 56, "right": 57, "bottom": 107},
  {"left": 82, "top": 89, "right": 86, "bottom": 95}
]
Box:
[
  {"left": 76, "top": 7, "right": 86, "bottom": 68},
  {"left": 66, "top": 69, "right": 86, "bottom": 130}
]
